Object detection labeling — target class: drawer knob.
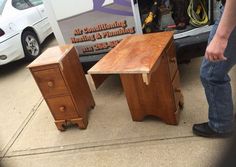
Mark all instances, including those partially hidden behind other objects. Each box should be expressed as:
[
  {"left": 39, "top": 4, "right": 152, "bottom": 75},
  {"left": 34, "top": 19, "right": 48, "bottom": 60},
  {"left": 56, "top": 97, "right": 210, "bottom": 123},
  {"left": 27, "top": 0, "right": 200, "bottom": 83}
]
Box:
[
  {"left": 175, "top": 88, "right": 181, "bottom": 92},
  {"left": 169, "top": 57, "right": 176, "bottom": 63},
  {"left": 59, "top": 106, "right": 66, "bottom": 112},
  {"left": 47, "top": 81, "right": 54, "bottom": 87}
]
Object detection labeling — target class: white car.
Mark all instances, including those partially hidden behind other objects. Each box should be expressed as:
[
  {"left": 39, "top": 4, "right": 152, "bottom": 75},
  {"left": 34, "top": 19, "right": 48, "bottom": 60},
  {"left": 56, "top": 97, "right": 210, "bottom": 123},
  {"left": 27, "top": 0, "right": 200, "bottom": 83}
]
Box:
[{"left": 0, "top": 0, "right": 52, "bottom": 65}]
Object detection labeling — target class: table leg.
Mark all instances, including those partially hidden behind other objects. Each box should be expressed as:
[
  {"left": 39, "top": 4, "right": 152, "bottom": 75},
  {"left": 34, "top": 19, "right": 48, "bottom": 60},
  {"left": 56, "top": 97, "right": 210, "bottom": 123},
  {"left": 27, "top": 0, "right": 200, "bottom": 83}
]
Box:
[
  {"left": 55, "top": 120, "right": 66, "bottom": 131},
  {"left": 120, "top": 68, "right": 178, "bottom": 125},
  {"left": 71, "top": 118, "right": 88, "bottom": 129}
]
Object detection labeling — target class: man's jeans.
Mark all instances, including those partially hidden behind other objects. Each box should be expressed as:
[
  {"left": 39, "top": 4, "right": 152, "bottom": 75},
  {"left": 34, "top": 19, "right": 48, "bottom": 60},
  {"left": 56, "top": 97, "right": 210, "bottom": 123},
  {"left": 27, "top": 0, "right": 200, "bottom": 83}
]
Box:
[{"left": 200, "top": 6, "right": 236, "bottom": 133}]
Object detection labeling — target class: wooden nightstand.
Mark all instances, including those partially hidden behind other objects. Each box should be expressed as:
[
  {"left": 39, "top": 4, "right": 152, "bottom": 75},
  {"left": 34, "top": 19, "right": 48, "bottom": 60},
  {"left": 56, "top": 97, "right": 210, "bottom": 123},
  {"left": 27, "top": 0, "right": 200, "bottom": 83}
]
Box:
[
  {"left": 88, "top": 32, "right": 183, "bottom": 125},
  {"left": 28, "top": 45, "right": 95, "bottom": 131}
]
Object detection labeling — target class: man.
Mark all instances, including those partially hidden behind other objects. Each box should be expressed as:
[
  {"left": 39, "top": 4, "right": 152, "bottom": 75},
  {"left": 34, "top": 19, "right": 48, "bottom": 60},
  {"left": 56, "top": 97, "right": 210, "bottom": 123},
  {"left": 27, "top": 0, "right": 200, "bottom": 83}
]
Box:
[{"left": 192, "top": 0, "right": 236, "bottom": 138}]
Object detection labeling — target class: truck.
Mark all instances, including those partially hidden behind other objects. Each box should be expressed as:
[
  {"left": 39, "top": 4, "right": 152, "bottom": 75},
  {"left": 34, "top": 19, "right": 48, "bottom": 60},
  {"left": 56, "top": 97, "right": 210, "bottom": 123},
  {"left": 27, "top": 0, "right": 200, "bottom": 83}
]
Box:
[{"left": 43, "top": 0, "right": 220, "bottom": 71}]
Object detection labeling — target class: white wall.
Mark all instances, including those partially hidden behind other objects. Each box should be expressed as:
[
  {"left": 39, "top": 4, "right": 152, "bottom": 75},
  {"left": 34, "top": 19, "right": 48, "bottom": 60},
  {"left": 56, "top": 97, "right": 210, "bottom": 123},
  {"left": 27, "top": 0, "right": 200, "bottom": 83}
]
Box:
[{"left": 49, "top": 0, "right": 114, "bottom": 20}]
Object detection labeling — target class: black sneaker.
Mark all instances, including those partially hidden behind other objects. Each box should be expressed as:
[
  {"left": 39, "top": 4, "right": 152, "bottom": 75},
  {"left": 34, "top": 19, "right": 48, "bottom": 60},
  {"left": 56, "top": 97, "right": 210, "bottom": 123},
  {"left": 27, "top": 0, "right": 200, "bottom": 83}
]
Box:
[{"left": 192, "top": 122, "right": 233, "bottom": 138}]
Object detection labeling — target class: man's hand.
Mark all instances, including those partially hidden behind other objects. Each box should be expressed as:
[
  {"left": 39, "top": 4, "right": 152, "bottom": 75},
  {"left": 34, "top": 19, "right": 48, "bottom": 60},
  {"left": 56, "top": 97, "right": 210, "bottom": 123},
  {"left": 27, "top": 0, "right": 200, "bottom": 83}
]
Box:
[{"left": 205, "top": 35, "right": 228, "bottom": 62}]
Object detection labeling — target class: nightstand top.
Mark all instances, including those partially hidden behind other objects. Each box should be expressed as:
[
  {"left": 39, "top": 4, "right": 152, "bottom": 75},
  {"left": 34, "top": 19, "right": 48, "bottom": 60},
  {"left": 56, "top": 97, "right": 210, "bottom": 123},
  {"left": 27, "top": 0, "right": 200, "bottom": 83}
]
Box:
[
  {"left": 88, "top": 31, "right": 173, "bottom": 74},
  {"left": 27, "top": 45, "right": 74, "bottom": 68}
]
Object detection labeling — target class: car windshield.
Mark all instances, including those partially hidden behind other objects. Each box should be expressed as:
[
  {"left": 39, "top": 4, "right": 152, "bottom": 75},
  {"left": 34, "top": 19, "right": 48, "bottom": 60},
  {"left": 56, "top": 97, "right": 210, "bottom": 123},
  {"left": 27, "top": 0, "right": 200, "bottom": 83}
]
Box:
[{"left": 0, "top": 0, "right": 7, "bottom": 14}]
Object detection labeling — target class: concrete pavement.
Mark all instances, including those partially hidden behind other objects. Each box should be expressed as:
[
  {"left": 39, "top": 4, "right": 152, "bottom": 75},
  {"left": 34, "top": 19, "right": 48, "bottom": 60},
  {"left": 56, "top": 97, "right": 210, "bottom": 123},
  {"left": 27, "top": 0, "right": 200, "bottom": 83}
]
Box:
[{"left": 0, "top": 35, "right": 235, "bottom": 167}]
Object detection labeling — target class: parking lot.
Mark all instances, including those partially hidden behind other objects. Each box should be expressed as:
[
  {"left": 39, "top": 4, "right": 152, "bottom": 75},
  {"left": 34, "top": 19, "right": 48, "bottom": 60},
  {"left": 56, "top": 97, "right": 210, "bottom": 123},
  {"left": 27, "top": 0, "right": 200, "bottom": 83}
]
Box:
[{"left": 0, "top": 34, "right": 236, "bottom": 167}]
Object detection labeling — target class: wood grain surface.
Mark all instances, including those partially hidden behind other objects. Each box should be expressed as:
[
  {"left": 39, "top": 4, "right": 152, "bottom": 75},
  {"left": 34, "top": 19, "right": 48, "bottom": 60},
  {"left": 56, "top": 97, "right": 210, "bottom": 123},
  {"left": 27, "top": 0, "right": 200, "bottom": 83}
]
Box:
[
  {"left": 27, "top": 45, "right": 74, "bottom": 68},
  {"left": 120, "top": 54, "right": 179, "bottom": 124},
  {"left": 28, "top": 45, "right": 95, "bottom": 130},
  {"left": 88, "top": 31, "right": 173, "bottom": 74},
  {"left": 87, "top": 31, "right": 183, "bottom": 125}
]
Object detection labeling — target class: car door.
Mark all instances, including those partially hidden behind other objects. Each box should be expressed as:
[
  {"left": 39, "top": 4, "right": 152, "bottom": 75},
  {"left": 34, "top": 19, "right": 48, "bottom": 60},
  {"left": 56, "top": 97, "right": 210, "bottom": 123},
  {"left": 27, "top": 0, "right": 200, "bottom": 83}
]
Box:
[
  {"left": 11, "top": 0, "right": 42, "bottom": 31},
  {"left": 27, "top": 0, "right": 52, "bottom": 42}
]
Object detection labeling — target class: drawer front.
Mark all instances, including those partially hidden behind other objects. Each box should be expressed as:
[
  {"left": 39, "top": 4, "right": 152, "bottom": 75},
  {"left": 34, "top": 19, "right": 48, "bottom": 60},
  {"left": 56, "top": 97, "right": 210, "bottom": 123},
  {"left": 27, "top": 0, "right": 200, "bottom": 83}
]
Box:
[
  {"left": 33, "top": 68, "right": 68, "bottom": 97},
  {"left": 166, "top": 43, "right": 177, "bottom": 80},
  {"left": 172, "top": 71, "right": 181, "bottom": 110},
  {"left": 47, "top": 95, "right": 79, "bottom": 120}
]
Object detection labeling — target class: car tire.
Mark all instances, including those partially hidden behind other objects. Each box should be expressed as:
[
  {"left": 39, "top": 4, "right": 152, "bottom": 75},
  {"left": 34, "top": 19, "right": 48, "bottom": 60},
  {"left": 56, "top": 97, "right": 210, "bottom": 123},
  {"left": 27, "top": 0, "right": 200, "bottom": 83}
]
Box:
[{"left": 21, "top": 31, "right": 41, "bottom": 61}]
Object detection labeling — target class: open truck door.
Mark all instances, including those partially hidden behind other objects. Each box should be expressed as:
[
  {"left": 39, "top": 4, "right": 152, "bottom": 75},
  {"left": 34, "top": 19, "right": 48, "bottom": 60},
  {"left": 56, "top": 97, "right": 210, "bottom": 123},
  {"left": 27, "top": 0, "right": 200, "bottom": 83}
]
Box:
[{"left": 43, "top": 0, "right": 220, "bottom": 70}]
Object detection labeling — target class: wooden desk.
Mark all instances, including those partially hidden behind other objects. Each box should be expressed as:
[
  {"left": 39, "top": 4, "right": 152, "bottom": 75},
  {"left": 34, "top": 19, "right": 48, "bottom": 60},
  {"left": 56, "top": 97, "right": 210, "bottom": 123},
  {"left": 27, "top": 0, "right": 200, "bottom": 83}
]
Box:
[
  {"left": 88, "top": 32, "right": 183, "bottom": 125},
  {"left": 28, "top": 45, "right": 95, "bottom": 131}
]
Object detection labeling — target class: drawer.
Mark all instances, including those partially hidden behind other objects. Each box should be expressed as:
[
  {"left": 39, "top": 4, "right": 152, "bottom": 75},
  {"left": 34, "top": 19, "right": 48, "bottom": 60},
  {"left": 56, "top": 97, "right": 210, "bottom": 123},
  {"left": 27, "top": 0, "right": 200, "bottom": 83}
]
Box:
[
  {"left": 166, "top": 43, "right": 177, "bottom": 80},
  {"left": 47, "top": 95, "right": 79, "bottom": 120},
  {"left": 172, "top": 71, "right": 181, "bottom": 110},
  {"left": 33, "top": 68, "right": 68, "bottom": 97}
]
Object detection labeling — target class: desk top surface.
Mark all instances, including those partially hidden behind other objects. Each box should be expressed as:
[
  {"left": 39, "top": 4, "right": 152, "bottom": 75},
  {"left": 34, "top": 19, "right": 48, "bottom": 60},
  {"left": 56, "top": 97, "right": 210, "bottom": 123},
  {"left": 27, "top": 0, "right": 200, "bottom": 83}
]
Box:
[
  {"left": 88, "top": 31, "right": 173, "bottom": 74},
  {"left": 27, "top": 45, "right": 74, "bottom": 68}
]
